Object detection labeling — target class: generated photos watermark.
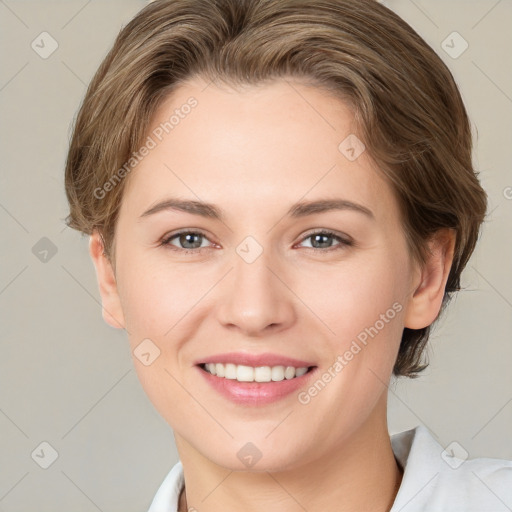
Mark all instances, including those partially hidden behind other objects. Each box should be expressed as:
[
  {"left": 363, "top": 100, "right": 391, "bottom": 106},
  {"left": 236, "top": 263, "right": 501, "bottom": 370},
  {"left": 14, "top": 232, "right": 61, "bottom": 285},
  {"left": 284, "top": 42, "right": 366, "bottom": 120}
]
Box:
[
  {"left": 93, "top": 96, "right": 198, "bottom": 200},
  {"left": 298, "top": 301, "right": 403, "bottom": 405}
]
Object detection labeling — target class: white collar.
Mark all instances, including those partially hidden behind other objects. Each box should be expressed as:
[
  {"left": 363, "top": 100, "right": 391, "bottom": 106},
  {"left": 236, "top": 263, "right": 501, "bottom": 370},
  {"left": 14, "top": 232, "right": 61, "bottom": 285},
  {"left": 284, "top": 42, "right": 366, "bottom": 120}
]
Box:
[{"left": 148, "top": 425, "right": 512, "bottom": 512}]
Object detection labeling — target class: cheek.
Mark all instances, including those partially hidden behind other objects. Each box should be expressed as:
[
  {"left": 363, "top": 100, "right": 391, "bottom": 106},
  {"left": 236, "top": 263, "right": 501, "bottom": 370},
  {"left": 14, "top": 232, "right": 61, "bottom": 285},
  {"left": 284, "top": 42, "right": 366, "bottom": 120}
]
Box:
[
  {"left": 117, "top": 254, "right": 206, "bottom": 414},
  {"left": 117, "top": 249, "right": 207, "bottom": 339},
  {"left": 296, "top": 256, "right": 407, "bottom": 423},
  {"left": 301, "top": 255, "right": 406, "bottom": 345}
]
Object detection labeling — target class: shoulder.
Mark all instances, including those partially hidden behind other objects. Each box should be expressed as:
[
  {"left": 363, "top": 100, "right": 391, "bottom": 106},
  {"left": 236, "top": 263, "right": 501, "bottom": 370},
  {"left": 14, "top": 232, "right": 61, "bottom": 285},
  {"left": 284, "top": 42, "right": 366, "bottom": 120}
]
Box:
[{"left": 390, "top": 425, "right": 512, "bottom": 512}]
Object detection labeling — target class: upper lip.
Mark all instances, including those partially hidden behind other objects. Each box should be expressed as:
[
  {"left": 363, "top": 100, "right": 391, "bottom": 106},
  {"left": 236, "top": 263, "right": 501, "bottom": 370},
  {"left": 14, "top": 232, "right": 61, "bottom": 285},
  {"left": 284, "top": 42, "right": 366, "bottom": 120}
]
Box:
[{"left": 195, "top": 352, "right": 315, "bottom": 368}]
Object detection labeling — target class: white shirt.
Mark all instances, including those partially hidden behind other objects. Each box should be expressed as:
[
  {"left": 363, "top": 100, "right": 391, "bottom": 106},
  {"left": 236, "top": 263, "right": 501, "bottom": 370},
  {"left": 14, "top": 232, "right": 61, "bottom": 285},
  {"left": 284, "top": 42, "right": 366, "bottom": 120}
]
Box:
[{"left": 147, "top": 425, "right": 512, "bottom": 511}]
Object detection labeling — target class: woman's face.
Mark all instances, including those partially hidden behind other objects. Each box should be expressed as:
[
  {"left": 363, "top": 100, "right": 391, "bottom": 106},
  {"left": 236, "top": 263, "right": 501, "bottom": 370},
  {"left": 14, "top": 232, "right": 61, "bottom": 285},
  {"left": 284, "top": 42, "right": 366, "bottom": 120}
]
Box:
[{"left": 104, "top": 76, "right": 419, "bottom": 470}]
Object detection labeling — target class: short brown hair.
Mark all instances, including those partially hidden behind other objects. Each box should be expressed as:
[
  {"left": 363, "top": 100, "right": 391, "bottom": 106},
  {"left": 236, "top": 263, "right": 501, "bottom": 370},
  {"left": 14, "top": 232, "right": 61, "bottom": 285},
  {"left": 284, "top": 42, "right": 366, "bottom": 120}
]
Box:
[{"left": 64, "top": 0, "right": 487, "bottom": 377}]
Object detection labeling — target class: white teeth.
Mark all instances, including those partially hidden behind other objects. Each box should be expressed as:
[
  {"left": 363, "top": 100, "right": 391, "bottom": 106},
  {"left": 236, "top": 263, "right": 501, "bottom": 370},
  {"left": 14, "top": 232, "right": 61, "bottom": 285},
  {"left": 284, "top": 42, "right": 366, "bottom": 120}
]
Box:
[
  {"left": 284, "top": 366, "right": 296, "bottom": 379},
  {"left": 254, "top": 366, "right": 272, "bottom": 382},
  {"left": 225, "top": 363, "right": 237, "bottom": 379},
  {"left": 203, "top": 363, "right": 310, "bottom": 382},
  {"left": 215, "top": 363, "right": 225, "bottom": 377},
  {"left": 236, "top": 365, "right": 254, "bottom": 382},
  {"left": 295, "top": 367, "right": 308, "bottom": 377},
  {"left": 271, "top": 366, "right": 285, "bottom": 381}
]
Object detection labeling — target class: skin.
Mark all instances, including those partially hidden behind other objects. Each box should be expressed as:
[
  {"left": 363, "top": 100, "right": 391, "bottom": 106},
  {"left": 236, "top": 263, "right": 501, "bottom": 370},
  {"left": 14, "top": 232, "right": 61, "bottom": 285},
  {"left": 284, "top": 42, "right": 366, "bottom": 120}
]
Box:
[{"left": 89, "top": 76, "right": 455, "bottom": 511}]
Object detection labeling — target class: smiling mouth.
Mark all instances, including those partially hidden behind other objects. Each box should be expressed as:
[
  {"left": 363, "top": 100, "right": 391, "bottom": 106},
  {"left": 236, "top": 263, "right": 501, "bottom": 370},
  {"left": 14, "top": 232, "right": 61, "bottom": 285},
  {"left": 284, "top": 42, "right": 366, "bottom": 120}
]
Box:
[{"left": 199, "top": 363, "right": 316, "bottom": 383}]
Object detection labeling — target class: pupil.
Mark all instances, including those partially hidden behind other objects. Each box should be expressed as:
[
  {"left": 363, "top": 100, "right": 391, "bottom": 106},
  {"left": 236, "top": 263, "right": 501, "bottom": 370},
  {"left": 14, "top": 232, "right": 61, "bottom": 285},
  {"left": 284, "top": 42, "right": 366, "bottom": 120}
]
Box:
[
  {"left": 313, "top": 233, "right": 331, "bottom": 248},
  {"left": 181, "top": 233, "right": 201, "bottom": 249},
  {"left": 178, "top": 233, "right": 332, "bottom": 250}
]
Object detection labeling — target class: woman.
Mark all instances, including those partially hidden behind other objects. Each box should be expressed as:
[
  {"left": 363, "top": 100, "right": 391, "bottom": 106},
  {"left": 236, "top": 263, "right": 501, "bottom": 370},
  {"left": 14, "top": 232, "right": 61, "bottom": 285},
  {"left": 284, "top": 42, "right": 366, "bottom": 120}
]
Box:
[{"left": 64, "top": 0, "right": 511, "bottom": 510}]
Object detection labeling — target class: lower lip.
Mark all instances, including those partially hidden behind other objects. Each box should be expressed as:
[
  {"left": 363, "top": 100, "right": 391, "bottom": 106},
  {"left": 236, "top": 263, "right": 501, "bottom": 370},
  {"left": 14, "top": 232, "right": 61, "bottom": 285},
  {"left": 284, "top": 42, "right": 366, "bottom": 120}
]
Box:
[{"left": 196, "top": 365, "right": 317, "bottom": 405}]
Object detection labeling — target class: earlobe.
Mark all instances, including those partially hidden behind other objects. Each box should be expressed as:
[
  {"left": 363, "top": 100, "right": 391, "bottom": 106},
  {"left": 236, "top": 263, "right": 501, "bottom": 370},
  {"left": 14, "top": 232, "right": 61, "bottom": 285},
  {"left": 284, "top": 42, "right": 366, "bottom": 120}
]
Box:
[
  {"left": 404, "top": 229, "right": 456, "bottom": 330},
  {"left": 89, "top": 231, "right": 125, "bottom": 329}
]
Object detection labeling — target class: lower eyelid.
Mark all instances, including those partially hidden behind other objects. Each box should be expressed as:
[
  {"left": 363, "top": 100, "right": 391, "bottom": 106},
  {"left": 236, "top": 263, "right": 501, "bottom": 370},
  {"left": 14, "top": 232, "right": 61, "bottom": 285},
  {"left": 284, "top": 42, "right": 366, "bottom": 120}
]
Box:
[{"left": 162, "top": 231, "right": 352, "bottom": 252}]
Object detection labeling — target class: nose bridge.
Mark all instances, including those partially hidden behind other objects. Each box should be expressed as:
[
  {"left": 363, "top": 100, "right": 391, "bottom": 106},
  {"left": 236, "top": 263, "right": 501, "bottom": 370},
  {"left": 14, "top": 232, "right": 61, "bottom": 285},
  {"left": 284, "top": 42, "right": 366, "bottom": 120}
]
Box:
[{"left": 216, "top": 235, "right": 294, "bottom": 334}]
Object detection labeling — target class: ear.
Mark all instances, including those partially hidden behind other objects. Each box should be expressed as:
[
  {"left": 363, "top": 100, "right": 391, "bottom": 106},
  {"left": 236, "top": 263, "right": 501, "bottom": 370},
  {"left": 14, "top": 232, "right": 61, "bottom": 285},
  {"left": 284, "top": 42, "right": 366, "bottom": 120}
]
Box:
[
  {"left": 89, "top": 231, "right": 125, "bottom": 329},
  {"left": 404, "top": 228, "right": 456, "bottom": 330}
]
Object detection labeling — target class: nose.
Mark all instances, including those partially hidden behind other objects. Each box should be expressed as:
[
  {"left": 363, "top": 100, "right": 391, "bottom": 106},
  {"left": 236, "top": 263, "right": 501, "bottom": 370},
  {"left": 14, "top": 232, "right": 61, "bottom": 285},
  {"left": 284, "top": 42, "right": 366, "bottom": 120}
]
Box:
[{"left": 216, "top": 245, "right": 296, "bottom": 337}]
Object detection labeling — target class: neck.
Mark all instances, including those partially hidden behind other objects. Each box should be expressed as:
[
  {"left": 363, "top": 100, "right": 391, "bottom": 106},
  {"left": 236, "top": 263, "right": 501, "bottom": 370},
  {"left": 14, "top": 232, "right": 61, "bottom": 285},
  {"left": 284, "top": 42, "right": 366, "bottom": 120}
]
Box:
[{"left": 176, "top": 399, "right": 402, "bottom": 512}]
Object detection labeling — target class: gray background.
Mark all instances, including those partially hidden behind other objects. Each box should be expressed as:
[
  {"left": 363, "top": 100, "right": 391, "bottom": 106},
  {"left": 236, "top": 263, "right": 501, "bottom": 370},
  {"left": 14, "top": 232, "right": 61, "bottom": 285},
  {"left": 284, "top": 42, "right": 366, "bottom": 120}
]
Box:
[{"left": 1, "top": 0, "right": 511, "bottom": 510}]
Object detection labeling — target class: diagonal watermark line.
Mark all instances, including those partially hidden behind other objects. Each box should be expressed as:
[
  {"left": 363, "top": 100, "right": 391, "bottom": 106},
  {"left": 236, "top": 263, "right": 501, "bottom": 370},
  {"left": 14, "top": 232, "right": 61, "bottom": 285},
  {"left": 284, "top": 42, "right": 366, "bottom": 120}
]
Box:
[
  {"left": 265, "top": 266, "right": 336, "bottom": 335},
  {"left": 471, "top": 0, "right": 502, "bottom": 30},
  {"left": 408, "top": 0, "right": 439, "bottom": 28},
  {"left": 396, "top": 472, "right": 439, "bottom": 512},
  {"left": 61, "top": 368, "right": 132, "bottom": 439},
  {"left": 0, "top": 471, "right": 29, "bottom": 502},
  {"left": 369, "top": 368, "right": 435, "bottom": 435},
  {"left": 0, "top": 407, "right": 29, "bottom": 438},
  {"left": 472, "top": 61, "right": 512, "bottom": 104},
  {"left": 0, "top": 265, "right": 28, "bottom": 296},
  {"left": 472, "top": 265, "right": 512, "bottom": 309},
  {"left": 0, "top": 0, "right": 29, "bottom": 28},
  {"left": 265, "top": 472, "right": 308, "bottom": 511},
  {"left": 471, "top": 396, "right": 512, "bottom": 440},
  {"left": 163, "top": 267, "right": 234, "bottom": 336},
  {"left": 266, "top": 164, "right": 337, "bottom": 234},
  {"left": 61, "top": 0, "right": 92, "bottom": 29},
  {"left": 162, "top": 163, "right": 234, "bottom": 234},
  {"left": 486, "top": 203, "right": 500, "bottom": 219},
  {"left": 265, "top": 410, "right": 294, "bottom": 438},
  {"left": 61, "top": 470, "right": 104, "bottom": 511},
  {"left": 0, "top": 203, "right": 29, "bottom": 233},
  {"left": 472, "top": 471, "right": 512, "bottom": 511},
  {"left": 61, "top": 60, "right": 86, "bottom": 86},
  {"left": 200, "top": 77, "right": 216, "bottom": 93},
  {"left": 200, "top": 469, "right": 233, "bottom": 503},
  {"left": 60, "top": 264, "right": 129, "bottom": 332},
  {"left": 164, "top": 368, "right": 234, "bottom": 438},
  {"left": 0, "top": 62, "right": 29, "bottom": 92},
  {"left": 284, "top": 79, "right": 337, "bottom": 130}
]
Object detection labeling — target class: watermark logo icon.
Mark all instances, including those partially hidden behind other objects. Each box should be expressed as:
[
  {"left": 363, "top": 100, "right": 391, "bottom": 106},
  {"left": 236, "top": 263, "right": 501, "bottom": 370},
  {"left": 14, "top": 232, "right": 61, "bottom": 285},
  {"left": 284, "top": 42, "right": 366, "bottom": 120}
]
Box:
[
  {"left": 32, "top": 237, "right": 58, "bottom": 263},
  {"left": 338, "top": 134, "right": 366, "bottom": 161},
  {"left": 236, "top": 236, "right": 263, "bottom": 264},
  {"left": 237, "top": 442, "right": 262, "bottom": 468},
  {"left": 441, "top": 441, "right": 469, "bottom": 469},
  {"left": 441, "top": 32, "right": 468, "bottom": 59},
  {"left": 31, "top": 32, "right": 59, "bottom": 59},
  {"left": 31, "top": 441, "right": 59, "bottom": 469},
  {"left": 133, "top": 338, "right": 161, "bottom": 366}
]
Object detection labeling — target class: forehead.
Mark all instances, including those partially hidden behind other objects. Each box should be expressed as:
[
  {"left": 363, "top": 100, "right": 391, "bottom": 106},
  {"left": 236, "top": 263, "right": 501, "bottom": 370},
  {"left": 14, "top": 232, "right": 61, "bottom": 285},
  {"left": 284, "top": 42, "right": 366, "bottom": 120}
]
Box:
[{"left": 121, "top": 76, "right": 397, "bottom": 223}]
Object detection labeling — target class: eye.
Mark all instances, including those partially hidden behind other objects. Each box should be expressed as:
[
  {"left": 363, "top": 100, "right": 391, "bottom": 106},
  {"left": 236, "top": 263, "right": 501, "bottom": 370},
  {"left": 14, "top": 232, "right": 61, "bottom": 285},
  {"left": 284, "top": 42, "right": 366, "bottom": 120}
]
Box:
[
  {"left": 297, "top": 230, "right": 353, "bottom": 252},
  {"left": 160, "top": 230, "right": 213, "bottom": 253},
  {"left": 160, "top": 229, "right": 353, "bottom": 255}
]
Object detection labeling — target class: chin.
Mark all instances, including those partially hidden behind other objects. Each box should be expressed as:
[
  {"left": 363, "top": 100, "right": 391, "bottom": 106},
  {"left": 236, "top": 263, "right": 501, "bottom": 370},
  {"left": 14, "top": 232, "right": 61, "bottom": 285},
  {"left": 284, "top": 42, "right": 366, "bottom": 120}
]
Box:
[{"left": 204, "top": 442, "right": 310, "bottom": 473}]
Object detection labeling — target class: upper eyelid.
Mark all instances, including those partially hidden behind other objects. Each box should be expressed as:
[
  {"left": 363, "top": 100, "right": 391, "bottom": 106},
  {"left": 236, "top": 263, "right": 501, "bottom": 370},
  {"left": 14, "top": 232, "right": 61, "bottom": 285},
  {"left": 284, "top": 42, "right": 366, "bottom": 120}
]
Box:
[{"left": 162, "top": 229, "right": 351, "bottom": 248}]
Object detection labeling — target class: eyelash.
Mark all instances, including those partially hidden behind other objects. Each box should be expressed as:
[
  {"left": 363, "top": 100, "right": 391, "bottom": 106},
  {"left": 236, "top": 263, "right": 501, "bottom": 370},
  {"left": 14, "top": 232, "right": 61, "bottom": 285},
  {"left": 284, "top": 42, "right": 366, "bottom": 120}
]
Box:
[{"left": 159, "top": 229, "right": 354, "bottom": 255}]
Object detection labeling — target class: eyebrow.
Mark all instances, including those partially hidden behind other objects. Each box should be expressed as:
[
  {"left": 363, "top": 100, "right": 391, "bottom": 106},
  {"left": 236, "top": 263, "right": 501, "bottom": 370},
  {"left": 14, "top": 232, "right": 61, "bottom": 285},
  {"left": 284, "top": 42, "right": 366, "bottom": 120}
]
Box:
[{"left": 139, "top": 197, "right": 374, "bottom": 221}]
